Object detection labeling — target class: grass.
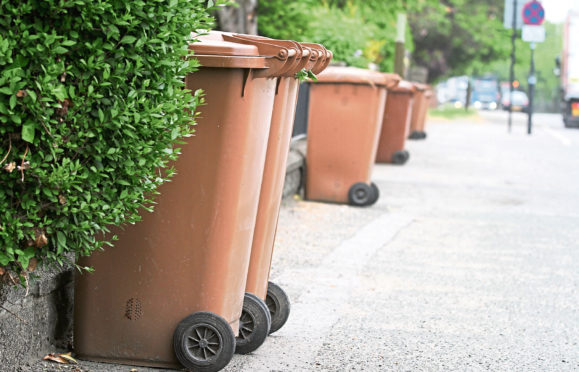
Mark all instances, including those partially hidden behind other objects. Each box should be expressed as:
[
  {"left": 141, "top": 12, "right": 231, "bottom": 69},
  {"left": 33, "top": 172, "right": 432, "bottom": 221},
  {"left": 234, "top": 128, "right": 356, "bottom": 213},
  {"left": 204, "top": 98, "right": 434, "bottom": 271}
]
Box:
[{"left": 429, "top": 106, "right": 480, "bottom": 120}]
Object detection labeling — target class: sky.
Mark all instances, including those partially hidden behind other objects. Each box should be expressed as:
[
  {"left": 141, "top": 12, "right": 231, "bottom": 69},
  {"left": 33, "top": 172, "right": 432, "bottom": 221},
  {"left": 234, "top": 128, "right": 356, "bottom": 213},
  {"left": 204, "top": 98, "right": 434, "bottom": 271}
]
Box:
[{"left": 543, "top": 0, "right": 579, "bottom": 23}]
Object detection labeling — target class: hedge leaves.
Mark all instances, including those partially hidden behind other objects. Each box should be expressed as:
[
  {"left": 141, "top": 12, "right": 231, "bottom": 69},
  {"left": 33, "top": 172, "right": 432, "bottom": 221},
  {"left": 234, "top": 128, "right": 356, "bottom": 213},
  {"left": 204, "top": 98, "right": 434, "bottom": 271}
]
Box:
[{"left": 0, "top": 0, "right": 213, "bottom": 275}]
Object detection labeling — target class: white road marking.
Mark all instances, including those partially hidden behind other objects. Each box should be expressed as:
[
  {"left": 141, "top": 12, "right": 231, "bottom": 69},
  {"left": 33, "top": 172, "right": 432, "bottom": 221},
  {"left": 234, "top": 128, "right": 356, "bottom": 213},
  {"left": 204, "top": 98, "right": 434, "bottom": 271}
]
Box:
[{"left": 543, "top": 127, "right": 572, "bottom": 147}]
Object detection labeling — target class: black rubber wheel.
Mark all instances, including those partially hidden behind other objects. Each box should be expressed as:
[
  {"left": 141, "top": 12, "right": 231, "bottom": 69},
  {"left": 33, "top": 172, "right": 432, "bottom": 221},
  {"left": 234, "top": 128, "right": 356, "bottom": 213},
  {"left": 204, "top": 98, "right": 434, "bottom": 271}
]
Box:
[
  {"left": 235, "top": 293, "right": 271, "bottom": 354},
  {"left": 366, "top": 182, "right": 380, "bottom": 206},
  {"left": 173, "top": 311, "right": 235, "bottom": 372},
  {"left": 391, "top": 150, "right": 409, "bottom": 165},
  {"left": 408, "top": 131, "right": 422, "bottom": 139},
  {"left": 348, "top": 182, "right": 372, "bottom": 206},
  {"left": 266, "top": 282, "right": 291, "bottom": 334}
]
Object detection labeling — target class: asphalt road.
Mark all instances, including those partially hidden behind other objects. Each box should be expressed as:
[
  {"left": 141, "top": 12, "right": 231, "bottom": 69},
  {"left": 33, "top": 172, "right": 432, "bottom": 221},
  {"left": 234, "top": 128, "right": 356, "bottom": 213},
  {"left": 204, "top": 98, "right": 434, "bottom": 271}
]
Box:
[{"left": 29, "top": 110, "right": 579, "bottom": 371}]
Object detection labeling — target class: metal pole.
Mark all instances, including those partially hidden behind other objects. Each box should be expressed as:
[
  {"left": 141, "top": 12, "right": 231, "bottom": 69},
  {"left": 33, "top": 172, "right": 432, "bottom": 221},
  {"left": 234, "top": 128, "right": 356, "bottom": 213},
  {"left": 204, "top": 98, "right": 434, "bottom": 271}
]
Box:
[
  {"left": 509, "top": 0, "right": 517, "bottom": 133},
  {"left": 394, "top": 14, "right": 407, "bottom": 77},
  {"left": 528, "top": 42, "right": 536, "bottom": 134}
]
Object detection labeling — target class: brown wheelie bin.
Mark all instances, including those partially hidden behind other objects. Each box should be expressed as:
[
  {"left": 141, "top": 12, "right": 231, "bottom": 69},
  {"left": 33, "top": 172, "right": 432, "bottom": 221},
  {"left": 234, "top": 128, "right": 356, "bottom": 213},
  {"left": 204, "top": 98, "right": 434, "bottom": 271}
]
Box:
[
  {"left": 408, "top": 83, "right": 432, "bottom": 140},
  {"left": 74, "top": 31, "right": 297, "bottom": 372},
  {"left": 376, "top": 80, "right": 416, "bottom": 165},
  {"left": 236, "top": 39, "right": 332, "bottom": 337},
  {"left": 217, "top": 34, "right": 327, "bottom": 351},
  {"left": 305, "top": 67, "right": 399, "bottom": 206}
]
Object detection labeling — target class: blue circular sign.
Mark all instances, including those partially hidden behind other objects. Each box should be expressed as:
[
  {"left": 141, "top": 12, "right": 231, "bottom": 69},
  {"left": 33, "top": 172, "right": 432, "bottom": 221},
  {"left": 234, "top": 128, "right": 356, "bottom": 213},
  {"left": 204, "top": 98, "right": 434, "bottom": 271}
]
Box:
[{"left": 522, "top": 1, "right": 545, "bottom": 25}]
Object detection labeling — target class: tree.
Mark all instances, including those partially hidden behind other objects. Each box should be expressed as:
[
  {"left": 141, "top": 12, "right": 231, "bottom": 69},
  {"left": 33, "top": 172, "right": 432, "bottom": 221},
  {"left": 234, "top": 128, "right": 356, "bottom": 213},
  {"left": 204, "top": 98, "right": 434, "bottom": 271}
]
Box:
[
  {"left": 409, "top": 0, "right": 510, "bottom": 82},
  {"left": 487, "top": 22, "right": 563, "bottom": 112},
  {"left": 257, "top": 0, "right": 316, "bottom": 41},
  {"left": 256, "top": 0, "right": 513, "bottom": 81},
  {"left": 216, "top": 0, "right": 258, "bottom": 34},
  {"left": 257, "top": 0, "right": 437, "bottom": 70}
]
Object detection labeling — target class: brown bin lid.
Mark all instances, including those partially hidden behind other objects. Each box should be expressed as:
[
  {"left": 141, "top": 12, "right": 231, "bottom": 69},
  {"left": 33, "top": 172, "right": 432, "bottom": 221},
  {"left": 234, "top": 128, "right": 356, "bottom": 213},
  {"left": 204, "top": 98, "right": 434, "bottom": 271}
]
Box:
[
  {"left": 315, "top": 66, "right": 391, "bottom": 87},
  {"left": 224, "top": 36, "right": 334, "bottom": 77},
  {"left": 412, "top": 82, "right": 430, "bottom": 92},
  {"left": 300, "top": 43, "right": 333, "bottom": 74},
  {"left": 382, "top": 73, "right": 401, "bottom": 89},
  {"left": 222, "top": 34, "right": 310, "bottom": 77},
  {"left": 191, "top": 32, "right": 261, "bottom": 56},
  {"left": 189, "top": 31, "right": 296, "bottom": 76},
  {"left": 389, "top": 80, "right": 416, "bottom": 93}
]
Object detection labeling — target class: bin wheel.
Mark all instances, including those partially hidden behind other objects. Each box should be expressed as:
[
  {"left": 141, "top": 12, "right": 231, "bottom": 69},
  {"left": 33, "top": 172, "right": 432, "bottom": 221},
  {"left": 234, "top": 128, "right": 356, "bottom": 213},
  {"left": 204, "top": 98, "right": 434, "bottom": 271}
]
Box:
[
  {"left": 409, "top": 131, "right": 426, "bottom": 140},
  {"left": 235, "top": 293, "right": 271, "bottom": 354},
  {"left": 348, "top": 182, "right": 372, "bottom": 207},
  {"left": 173, "top": 311, "right": 235, "bottom": 372},
  {"left": 367, "top": 182, "right": 380, "bottom": 206},
  {"left": 392, "top": 150, "right": 410, "bottom": 165},
  {"left": 266, "top": 282, "right": 291, "bottom": 334},
  {"left": 408, "top": 131, "right": 420, "bottom": 139}
]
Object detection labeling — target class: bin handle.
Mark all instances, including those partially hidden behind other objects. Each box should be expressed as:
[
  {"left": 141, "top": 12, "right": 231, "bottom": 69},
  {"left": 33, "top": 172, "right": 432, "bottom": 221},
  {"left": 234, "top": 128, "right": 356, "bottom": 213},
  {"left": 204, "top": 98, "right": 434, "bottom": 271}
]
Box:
[
  {"left": 223, "top": 34, "right": 297, "bottom": 78},
  {"left": 300, "top": 43, "right": 333, "bottom": 75},
  {"left": 225, "top": 35, "right": 307, "bottom": 77},
  {"left": 383, "top": 73, "right": 402, "bottom": 90},
  {"left": 292, "top": 48, "right": 311, "bottom": 75},
  {"left": 277, "top": 41, "right": 306, "bottom": 77},
  {"left": 313, "top": 50, "right": 333, "bottom": 75}
]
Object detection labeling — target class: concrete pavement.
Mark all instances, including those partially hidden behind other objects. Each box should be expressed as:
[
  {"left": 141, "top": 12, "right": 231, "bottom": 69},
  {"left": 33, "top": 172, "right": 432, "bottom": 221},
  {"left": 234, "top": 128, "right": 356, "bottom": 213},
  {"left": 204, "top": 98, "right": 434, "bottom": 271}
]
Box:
[
  {"left": 229, "top": 111, "right": 579, "bottom": 371},
  {"left": 27, "top": 111, "right": 579, "bottom": 371}
]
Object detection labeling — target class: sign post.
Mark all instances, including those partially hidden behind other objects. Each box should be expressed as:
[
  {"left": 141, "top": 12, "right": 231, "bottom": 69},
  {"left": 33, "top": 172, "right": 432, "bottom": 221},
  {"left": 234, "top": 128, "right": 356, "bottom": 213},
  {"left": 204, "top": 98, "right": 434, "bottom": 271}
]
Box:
[
  {"left": 506, "top": 0, "right": 520, "bottom": 132},
  {"left": 521, "top": 0, "right": 545, "bottom": 135}
]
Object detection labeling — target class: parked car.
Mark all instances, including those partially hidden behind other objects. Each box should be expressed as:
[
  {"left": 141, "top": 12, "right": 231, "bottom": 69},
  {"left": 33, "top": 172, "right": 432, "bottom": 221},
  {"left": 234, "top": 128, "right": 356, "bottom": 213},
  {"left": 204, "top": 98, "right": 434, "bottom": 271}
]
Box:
[
  {"left": 471, "top": 77, "right": 499, "bottom": 110},
  {"left": 501, "top": 91, "right": 529, "bottom": 113}
]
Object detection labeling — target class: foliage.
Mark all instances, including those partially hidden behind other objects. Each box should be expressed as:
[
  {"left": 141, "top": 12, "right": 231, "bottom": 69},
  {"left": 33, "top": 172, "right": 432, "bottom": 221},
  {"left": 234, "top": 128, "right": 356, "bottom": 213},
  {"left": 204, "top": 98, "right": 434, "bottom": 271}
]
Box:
[
  {"left": 306, "top": 6, "right": 378, "bottom": 68},
  {"left": 0, "top": 0, "right": 214, "bottom": 277},
  {"left": 354, "top": 0, "right": 424, "bottom": 72},
  {"left": 295, "top": 68, "right": 318, "bottom": 82},
  {"left": 257, "top": 0, "right": 437, "bottom": 71},
  {"left": 486, "top": 22, "right": 563, "bottom": 112},
  {"left": 409, "top": 0, "right": 510, "bottom": 82},
  {"left": 257, "top": 0, "right": 316, "bottom": 41},
  {"left": 429, "top": 106, "right": 479, "bottom": 120},
  {"left": 258, "top": 1, "right": 375, "bottom": 67},
  {"left": 257, "top": 0, "right": 522, "bottom": 81}
]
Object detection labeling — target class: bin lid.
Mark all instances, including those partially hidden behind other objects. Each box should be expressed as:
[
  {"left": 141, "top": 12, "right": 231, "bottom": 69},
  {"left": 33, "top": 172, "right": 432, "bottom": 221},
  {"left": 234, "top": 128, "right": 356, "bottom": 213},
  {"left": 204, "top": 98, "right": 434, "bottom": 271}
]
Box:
[
  {"left": 389, "top": 80, "right": 416, "bottom": 93},
  {"left": 189, "top": 31, "right": 295, "bottom": 76},
  {"left": 315, "top": 66, "right": 391, "bottom": 87},
  {"left": 190, "top": 32, "right": 261, "bottom": 57},
  {"left": 300, "top": 43, "right": 333, "bottom": 74},
  {"left": 412, "top": 82, "right": 430, "bottom": 92},
  {"left": 222, "top": 34, "right": 311, "bottom": 77},
  {"left": 382, "top": 73, "right": 402, "bottom": 90}
]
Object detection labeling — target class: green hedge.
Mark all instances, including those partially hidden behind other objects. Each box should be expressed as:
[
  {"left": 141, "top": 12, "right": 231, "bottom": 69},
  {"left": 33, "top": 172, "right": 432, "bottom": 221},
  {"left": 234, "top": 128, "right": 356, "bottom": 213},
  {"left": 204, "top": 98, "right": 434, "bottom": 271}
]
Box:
[{"left": 0, "top": 0, "right": 213, "bottom": 277}]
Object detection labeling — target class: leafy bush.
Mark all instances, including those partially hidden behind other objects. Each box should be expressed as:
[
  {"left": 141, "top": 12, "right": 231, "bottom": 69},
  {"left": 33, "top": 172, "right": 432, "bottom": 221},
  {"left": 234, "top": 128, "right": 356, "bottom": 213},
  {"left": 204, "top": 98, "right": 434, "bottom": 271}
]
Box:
[
  {"left": 257, "top": 0, "right": 316, "bottom": 41},
  {"left": 305, "top": 6, "right": 376, "bottom": 68},
  {"left": 0, "top": 0, "right": 213, "bottom": 277}
]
